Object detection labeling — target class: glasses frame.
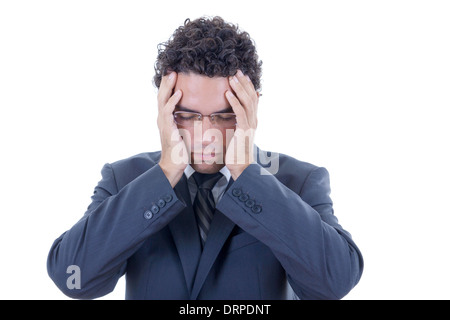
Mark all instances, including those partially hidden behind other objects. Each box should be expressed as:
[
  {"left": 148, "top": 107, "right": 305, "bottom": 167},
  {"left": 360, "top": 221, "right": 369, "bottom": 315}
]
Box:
[{"left": 173, "top": 111, "right": 237, "bottom": 127}]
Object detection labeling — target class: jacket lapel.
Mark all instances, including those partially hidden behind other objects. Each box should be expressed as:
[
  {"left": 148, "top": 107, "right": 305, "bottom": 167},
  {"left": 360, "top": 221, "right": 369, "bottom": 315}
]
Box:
[
  {"left": 168, "top": 174, "right": 202, "bottom": 296},
  {"left": 190, "top": 178, "right": 236, "bottom": 300}
]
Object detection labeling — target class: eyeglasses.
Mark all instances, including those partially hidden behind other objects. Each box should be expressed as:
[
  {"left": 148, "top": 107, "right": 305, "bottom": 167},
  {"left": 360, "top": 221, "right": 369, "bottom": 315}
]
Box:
[{"left": 173, "top": 111, "right": 237, "bottom": 128}]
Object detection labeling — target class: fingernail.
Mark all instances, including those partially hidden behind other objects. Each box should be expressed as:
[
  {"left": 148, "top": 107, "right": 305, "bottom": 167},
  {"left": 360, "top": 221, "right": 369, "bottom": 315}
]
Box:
[
  {"left": 169, "top": 72, "right": 175, "bottom": 80},
  {"left": 246, "top": 75, "right": 251, "bottom": 82},
  {"left": 174, "top": 90, "right": 181, "bottom": 96},
  {"left": 233, "top": 76, "right": 239, "bottom": 83},
  {"left": 237, "top": 70, "right": 244, "bottom": 77}
]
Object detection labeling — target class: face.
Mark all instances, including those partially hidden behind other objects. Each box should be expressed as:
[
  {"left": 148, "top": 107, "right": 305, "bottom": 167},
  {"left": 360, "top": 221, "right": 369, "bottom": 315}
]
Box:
[{"left": 174, "top": 72, "right": 235, "bottom": 174}]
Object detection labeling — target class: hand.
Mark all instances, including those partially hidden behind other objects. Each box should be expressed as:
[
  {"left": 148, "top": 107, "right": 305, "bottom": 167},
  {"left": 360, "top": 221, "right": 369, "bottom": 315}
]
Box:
[
  {"left": 157, "top": 72, "right": 187, "bottom": 187},
  {"left": 225, "top": 70, "right": 259, "bottom": 180}
]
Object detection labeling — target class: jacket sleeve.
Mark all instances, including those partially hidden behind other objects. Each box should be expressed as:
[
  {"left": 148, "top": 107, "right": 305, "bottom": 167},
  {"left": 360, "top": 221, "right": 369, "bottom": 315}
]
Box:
[
  {"left": 216, "top": 163, "right": 364, "bottom": 300},
  {"left": 47, "top": 163, "right": 186, "bottom": 299}
]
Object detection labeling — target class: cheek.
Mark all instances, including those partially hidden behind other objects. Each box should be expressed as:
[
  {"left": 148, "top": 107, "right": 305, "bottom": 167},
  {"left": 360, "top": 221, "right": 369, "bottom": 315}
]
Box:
[
  {"left": 224, "top": 128, "right": 235, "bottom": 149},
  {"left": 177, "top": 127, "right": 195, "bottom": 150}
]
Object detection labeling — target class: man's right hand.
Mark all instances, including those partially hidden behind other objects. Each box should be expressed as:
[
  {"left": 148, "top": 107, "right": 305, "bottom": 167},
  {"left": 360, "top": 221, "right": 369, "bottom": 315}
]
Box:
[{"left": 157, "top": 72, "right": 188, "bottom": 188}]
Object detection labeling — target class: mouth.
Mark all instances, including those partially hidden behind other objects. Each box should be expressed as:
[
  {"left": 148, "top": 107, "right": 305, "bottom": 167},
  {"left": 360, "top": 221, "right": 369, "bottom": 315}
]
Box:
[{"left": 192, "top": 152, "right": 223, "bottom": 162}]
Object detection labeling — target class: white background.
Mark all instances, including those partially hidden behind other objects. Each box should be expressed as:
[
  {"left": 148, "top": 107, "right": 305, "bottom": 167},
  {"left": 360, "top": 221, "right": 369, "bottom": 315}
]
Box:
[{"left": 1, "top": 0, "right": 449, "bottom": 300}]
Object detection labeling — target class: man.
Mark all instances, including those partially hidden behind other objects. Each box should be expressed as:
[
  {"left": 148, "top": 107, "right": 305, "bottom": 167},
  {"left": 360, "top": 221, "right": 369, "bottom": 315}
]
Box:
[{"left": 47, "top": 16, "right": 363, "bottom": 300}]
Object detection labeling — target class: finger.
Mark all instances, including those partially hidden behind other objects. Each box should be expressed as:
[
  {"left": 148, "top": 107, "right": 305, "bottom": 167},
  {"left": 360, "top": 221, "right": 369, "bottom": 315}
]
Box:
[
  {"left": 158, "top": 72, "right": 178, "bottom": 109},
  {"left": 228, "top": 73, "right": 253, "bottom": 110},
  {"left": 225, "top": 90, "right": 249, "bottom": 127},
  {"left": 163, "top": 89, "right": 182, "bottom": 117},
  {"left": 236, "top": 70, "right": 258, "bottom": 102},
  {"left": 158, "top": 89, "right": 182, "bottom": 123},
  {"left": 230, "top": 70, "right": 258, "bottom": 108}
]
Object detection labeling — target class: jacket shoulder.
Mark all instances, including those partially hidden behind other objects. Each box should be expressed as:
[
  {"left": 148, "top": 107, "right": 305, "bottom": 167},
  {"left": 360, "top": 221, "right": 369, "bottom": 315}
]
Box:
[
  {"left": 256, "top": 148, "right": 323, "bottom": 193},
  {"left": 108, "top": 151, "right": 162, "bottom": 190}
]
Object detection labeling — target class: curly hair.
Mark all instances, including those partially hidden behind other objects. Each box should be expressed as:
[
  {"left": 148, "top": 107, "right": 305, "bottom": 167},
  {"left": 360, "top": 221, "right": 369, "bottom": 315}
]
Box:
[{"left": 153, "top": 16, "right": 262, "bottom": 91}]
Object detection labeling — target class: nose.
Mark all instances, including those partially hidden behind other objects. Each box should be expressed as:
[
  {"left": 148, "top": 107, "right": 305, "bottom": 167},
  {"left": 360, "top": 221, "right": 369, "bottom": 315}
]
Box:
[
  {"left": 191, "top": 116, "right": 222, "bottom": 152},
  {"left": 192, "top": 117, "right": 214, "bottom": 145},
  {"left": 201, "top": 116, "right": 214, "bottom": 130},
  {"left": 191, "top": 116, "right": 214, "bottom": 132}
]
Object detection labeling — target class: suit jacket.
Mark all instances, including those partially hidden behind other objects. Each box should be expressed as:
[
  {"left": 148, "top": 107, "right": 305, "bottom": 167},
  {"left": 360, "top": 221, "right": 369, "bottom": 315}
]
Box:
[{"left": 47, "top": 147, "right": 363, "bottom": 300}]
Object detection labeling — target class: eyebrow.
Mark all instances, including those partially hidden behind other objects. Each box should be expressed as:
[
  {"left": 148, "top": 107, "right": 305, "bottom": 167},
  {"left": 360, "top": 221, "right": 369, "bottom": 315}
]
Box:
[{"left": 175, "top": 105, "right": 233, "bottom": 113}]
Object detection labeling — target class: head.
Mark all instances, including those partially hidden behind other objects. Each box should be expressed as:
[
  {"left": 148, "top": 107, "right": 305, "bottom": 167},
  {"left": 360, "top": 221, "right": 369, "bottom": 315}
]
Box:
[{"left": 154, "top": 16, "right": 262, "bottom": 173}]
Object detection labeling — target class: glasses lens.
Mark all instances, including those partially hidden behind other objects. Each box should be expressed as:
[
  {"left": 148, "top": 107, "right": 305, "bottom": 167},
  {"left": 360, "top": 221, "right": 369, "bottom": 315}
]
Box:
[
  {"left": 212, "top": 113, "right": 237, "bottom": 127},
  {"left": 174, "top": 112, "right": 201, "bottom": 127},
  {"left": 174, "top": 112, "right": 237, "bottom": 127}
]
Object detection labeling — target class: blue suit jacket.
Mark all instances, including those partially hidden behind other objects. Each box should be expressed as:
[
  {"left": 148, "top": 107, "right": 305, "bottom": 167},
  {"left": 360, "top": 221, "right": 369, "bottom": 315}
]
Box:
[{"left": 47, "top": 147, "right": 363, "bottom": 300}]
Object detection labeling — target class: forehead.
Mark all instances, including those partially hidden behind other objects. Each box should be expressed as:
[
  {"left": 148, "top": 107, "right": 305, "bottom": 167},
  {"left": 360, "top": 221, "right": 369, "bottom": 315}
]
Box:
[{"left": 174, "top": 73, "right": 232, "bottom": 113}]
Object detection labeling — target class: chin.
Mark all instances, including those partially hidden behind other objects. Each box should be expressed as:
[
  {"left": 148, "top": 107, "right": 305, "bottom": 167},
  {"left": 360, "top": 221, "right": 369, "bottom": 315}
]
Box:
[{"left": 191, "top": 162, "right": 225, "bottom": 174}]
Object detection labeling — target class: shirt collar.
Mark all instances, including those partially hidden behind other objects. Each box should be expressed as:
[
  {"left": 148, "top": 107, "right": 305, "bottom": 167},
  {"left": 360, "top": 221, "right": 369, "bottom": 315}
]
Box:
[{"left": 184, "top": 165, "right": 231, "bottom": 182}]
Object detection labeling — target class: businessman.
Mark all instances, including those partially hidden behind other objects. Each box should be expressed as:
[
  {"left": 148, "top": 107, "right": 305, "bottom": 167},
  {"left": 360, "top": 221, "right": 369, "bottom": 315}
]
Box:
[{"left": 47, "top": 16, "right": 363, "bottom": 300}]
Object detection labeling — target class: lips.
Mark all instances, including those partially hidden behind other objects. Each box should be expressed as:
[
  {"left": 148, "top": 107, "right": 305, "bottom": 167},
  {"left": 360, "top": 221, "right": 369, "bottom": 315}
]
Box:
[
  {"left": 194, "top": 153, "right": 215, "bottom": 160},
  {"left": 192, "top": 152, "right": 222, "bottom": 162}
]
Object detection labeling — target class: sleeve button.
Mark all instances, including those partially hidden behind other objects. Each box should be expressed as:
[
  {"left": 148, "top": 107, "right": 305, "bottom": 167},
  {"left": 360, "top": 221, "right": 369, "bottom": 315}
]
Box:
[
  {"left": 251, "top": 205, "right": 262, "bottom": 214},
  {"left": 238, "top": 194, "right": 249, "bottom": 202},
  {"left": 245, "top": 199, "right": 255, "bottom": 208},
  {"left": 144, "top": 210, "right": 153, "bottom": 220},
  {"left": 232, "top": 188, "right": 242, "bottom": 197},
  {"left": 157, "top": 199, "right": 166, "bottom": 208},
  {"left": 150, "top": 204, "right": 160, "bottom": 214}
]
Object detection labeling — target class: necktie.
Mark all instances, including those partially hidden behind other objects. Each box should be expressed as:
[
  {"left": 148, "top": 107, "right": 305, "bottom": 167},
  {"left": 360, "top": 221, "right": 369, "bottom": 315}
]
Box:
[{"left": 192, "top": 171, "right": 223, "bottom": 247}]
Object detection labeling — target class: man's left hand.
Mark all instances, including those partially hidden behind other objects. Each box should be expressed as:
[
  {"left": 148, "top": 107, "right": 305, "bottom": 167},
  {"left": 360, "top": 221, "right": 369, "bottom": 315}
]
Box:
[{"left": 225, "top": 69, "right": 259, "bottom": 180}]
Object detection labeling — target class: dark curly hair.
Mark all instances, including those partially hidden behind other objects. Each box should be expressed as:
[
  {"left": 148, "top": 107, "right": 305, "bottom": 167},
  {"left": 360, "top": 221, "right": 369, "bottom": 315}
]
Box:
[{"left": 153, "top": 16, "right": 262, "bottom": 91}]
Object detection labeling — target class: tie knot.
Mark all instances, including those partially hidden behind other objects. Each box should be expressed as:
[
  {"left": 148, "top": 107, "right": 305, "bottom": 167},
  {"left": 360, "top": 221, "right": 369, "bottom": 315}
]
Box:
[{"left": 192, "top": 172, "right": 223, "bottom": 190}]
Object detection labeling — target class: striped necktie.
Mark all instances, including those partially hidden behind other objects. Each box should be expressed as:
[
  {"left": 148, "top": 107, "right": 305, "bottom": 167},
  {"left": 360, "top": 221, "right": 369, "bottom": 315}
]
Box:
[{"left": 192, "top": 171, "right": 223, "bottom": 247}]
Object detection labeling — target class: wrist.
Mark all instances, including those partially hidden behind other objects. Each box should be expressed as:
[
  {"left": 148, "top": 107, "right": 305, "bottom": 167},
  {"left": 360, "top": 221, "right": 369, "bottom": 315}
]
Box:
[
  {"left": 159, "top": 161, "right": 186, "bottom": 188},
  {"left": 227, "top": 163, "right": 251, "bottom": 181}
]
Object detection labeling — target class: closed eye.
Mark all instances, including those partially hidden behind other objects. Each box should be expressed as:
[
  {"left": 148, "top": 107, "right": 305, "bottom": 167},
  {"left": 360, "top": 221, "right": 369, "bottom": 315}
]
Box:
[
  {"left": 214, "top": 114, "right": 235, "bottom": 120},
  {"left": 179, "top": 114, "right": 198, "bottom": 120}
]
